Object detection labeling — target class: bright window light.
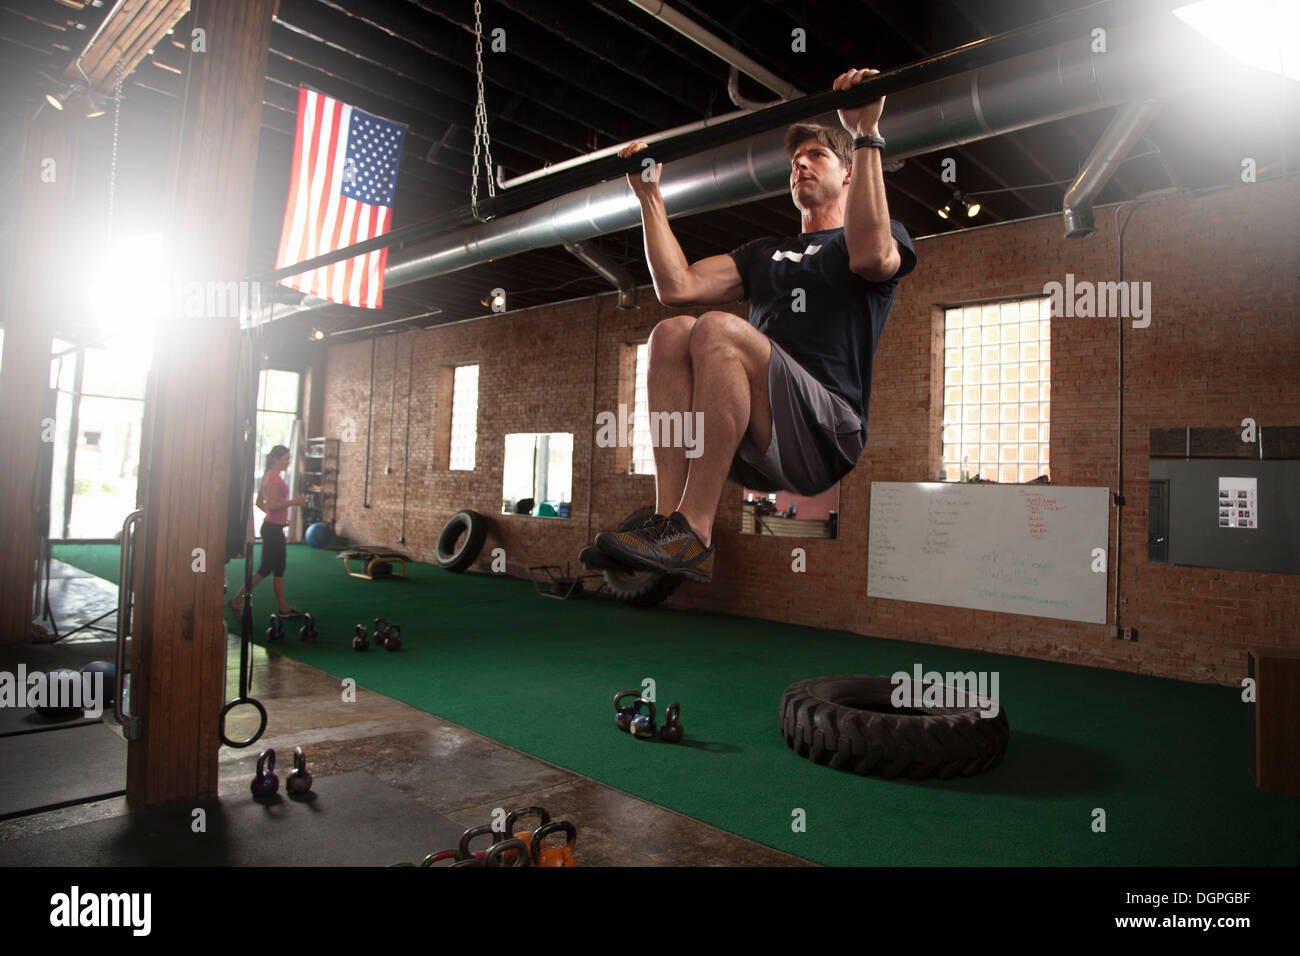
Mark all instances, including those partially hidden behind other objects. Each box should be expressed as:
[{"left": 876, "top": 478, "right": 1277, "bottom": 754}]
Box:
[
  {"left": 85, "top": 232, "right": 169, "bottom": 348},
  {"left": 1174, "top": 1, "right": 1300, "bottom": 81}
]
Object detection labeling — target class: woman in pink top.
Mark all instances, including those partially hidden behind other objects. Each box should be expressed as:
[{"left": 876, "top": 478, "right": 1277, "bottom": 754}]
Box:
[{"left": 228, "top": 444, "right": 307, "bottom": 618}]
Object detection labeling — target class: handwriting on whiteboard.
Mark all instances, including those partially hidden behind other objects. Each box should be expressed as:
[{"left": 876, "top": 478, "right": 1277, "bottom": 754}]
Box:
[{"left": 1019, "top": 489, "right": 1065, "bottom": 539}]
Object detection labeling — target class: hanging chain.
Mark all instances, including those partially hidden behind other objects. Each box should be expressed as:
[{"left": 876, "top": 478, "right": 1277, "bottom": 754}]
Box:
[
  {"left": 470, "top": 0, "right": 496, "bottom": 222},
  {"left": 107, "top": 58, "right": 125, "bottom": 241}
]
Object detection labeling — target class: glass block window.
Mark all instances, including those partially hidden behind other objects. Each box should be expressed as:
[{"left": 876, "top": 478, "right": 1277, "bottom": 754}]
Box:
[
  {"left": 941, "top": 299, "right": 1050, "bottom": 483},
  {"left": 449, "top": 365, "right": 479, "bottom": 471},
  {"left": 630, "top": 343, "right": 655, "bottom": 476}
]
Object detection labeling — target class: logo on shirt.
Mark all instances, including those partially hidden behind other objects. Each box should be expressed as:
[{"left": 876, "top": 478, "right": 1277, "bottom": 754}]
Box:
[{"left": 770, "top": 244, "right": 823, "bottom": 264}]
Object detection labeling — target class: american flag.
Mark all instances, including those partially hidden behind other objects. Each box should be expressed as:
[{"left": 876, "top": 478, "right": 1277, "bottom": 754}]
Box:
[{"left": 274, "top": 87, "right": 407, "bottom": 309}]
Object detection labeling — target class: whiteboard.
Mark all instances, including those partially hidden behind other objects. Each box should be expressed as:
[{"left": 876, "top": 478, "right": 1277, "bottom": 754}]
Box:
[{"left": 867, "top": 482, "right": 1110, "bottom": 623}]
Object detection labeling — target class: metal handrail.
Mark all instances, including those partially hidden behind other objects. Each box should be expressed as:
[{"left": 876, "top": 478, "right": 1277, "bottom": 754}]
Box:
[{"left": 114, "top": 509, "right": 143, "bottom": 739}]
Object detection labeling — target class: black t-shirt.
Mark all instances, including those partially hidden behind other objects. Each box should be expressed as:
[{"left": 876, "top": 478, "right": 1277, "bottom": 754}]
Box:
[{"left": 728, "top": 221, "right": 916, "bottom": 441}]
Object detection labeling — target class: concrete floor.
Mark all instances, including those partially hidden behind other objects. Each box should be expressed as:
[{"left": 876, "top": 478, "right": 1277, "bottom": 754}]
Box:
[{"left": 1, "top": 559, "right": 809, "bottom": 866}]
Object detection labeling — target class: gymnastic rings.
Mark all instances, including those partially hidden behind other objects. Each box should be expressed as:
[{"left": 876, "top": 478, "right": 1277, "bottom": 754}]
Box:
[{"left": 219, "top": 696, "right": 267, "bottom": 749}]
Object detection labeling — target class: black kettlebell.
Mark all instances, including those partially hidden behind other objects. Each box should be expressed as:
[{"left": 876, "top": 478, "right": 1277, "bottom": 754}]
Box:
[
  {"left": 629, "top": 697, "right": 656, "bottom": 739},
  {"left": 299, "top": 613, "right": 317, "bottom": 643},
  {"left": 458, "top": 823, "right": 503, "bottom": 861},
  {"left": 383, "top": 623, "right": 402, "bottom": 651},
  {"left": 266, "top": 614, "right": 285, "bottom": 642},
  {"left": 250, "top": 748, "right": 279, "bottom": 800},
  {"left": 483, "top": 838, "right": 532, "bottom": 868},
  {"left": 505, "top": 806, "right": 551, "bottom": 852},
  {"left": 286, "top": 746, "right": 313, "bottom": 796},
  {"left": 613, "top": 689, "right": 640, "bottom": 733},
  {"left": 373, "top": 618, "right": 391, "bottom": 643},
  {"left": 660, "top": 701, "right": 684, "bottom": 743},
  {"left": 352, "top": 624, "right": 369, "bottom": 651}
]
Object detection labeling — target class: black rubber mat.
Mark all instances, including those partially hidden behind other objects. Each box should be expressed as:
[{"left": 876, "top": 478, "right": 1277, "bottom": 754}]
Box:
[
  {"left": 0, "top": 771, "right": 470, "bottom": 867},
  {"left": 0, "top": 723, "right": 126, "bottom": 818}
]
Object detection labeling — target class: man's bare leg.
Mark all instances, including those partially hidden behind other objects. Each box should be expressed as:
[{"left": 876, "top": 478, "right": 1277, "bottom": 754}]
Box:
[
  {"left": 646, "top": 315, "right": 698, "bottom": 515},
  {"left": 675, "top": 311, "right": 772, "bottom": 546}
]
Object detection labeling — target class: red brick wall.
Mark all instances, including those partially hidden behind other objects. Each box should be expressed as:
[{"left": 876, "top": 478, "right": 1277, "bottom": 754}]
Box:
[{"left": 318, "top": 176, "right": 1300, "bottom": 684}]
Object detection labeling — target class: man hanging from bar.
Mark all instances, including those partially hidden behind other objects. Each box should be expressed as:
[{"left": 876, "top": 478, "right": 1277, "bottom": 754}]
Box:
[{"left": 592, "top": 68, "right": 917, "bottom": 582}]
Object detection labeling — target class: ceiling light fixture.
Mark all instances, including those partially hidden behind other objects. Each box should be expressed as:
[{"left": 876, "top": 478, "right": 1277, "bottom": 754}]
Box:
[{"left": 937, "top": 190, "right": 981, "bottom": 220}]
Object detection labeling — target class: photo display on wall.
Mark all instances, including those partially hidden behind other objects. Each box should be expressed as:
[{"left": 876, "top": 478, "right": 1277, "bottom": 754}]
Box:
[{"left": 1217, "top": 476, "right": 1258, "bottom": 529}]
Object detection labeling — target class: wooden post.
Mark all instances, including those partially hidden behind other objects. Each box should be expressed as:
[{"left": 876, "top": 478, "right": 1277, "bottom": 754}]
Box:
[
  {"left": 128, "top": 0, "right": 277, "bottom": 806},
  {"left": 0, "top": 114, "right": 79, "bottom": 644}
]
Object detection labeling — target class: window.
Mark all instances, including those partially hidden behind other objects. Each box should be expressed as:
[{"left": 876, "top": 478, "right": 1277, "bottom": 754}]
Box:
[
  {"left": 449, "top": 365, "right": 479, "bottom": 470},
  {"left": 630, "top": 343, "right": 655, "bottom": 476},
  {"left": 52, "top": 341, "right": 150, "bottom": 539},
  {"left": 254, "top": 369, "right": 301, "bottom": 469},
  {"left": 250, "top": 368, "right": 301, "bottom": 536},
  {"left": 941, "top": 298, "right": 1050, "bottom": 483}
]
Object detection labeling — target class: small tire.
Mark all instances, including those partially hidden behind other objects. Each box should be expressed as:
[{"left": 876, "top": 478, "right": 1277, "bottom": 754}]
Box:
[
  {"left": 603, "top": 565, "right": 682, "bottom": 607},
  {"left": 436, "top": 510, "right": 487, "bottom": 573},
  {"left": 601, "top": 507, "right": 679, "bottom": 608},
  {"left": 779, "top": 675, "right": 1009, "bottom": 779}
]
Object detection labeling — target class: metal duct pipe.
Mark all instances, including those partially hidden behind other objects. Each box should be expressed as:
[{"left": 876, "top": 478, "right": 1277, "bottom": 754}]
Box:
[
  {"left": 269, "top": 13, "right": 1218, "bottom": 322},
  {"left": 1062, "top": 99, "right": 1165, "bottom": 238},
  {"left": 564, "top": 240, "right": 638, "bottom": 309},
  {"left": 624, "top": 0, "right": 803, "bottom": 100}
]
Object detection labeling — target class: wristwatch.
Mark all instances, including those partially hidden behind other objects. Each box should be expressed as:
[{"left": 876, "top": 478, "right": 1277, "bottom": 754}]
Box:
[{"left": 852, "top": 133, "right": 886, "bottom": 151}]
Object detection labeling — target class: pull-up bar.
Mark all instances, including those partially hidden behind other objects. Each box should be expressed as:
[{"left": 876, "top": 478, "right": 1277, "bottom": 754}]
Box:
[{"left": 251, "top": 0, "right": 1182, "bottom": 286}]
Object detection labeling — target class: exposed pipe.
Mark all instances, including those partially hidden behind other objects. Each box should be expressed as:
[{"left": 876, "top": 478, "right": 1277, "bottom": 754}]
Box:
[
  {"left": 564, "top": 240, "right": 637, "bottom": 309},
  {"left": 585, "top": 295, "right": 599, "bottom": 546},
  {"left": 624, "top": 0, "right": 803, "bottom": 100},
  {"left": 363, "top": 338, "right": 374, "bottom": 508},
  {"left": 385, "top": 335, "right": 396, "bottom": 473},
  {"left": 728, "top": 66, "right": 784, "bottom": 111},
  {"left": 497, "top": 107, "right": 754, "bottom": 190},
  {"left": 266, "top": 11, "right": 1221, "bottom": 322},
  {"left": 1063, "top": 99, "right": 1164, "bottom": 238},
  {"left": 399, "top": 333, "right": 413, "bottom": 544}
]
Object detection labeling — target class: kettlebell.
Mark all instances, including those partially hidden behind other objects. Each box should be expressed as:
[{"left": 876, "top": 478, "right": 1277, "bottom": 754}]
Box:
[
  {"left": 286, "top": 746, "right": 313, "bottom": 796},
  {"left": 299, "top": 613, "right": 318, "bottom": 643},
  {"left": 505, "top": 806, "right": 551, "bottom": 854},
  {"left": 629, "top": 697, "right": 656, "bottom": 739},
  {"left": 613, "top": 689, "right": 640, "bottom": 733},
  {"left": 458, "top": 823, "right": 503, "bottom": 861},
  {"left": 420, "top": 849, "right": 465, "bottom": 867},
  {"left": 383, "top": 623, "right": 402, "bottom": 651},
  {"left": 373, "top": 617, "right": 391, "bottom": 643},
  {"left": 250, "top": 748, "right": 279, "bottom": 800},
  {"left": 352, "top": 624, "right": 370, "bottom": 651},
  {"left": 266, "top": 614, "right": 285, "bottom": 642},
  {"left": 530, "top": 820, "right": 578, "bottom": 867},
  {"left": 660, "top": 701, "right": 684, "bottom": 743},
  {"left": 483, "top": 838, "right": 532, "bottom": 868}
]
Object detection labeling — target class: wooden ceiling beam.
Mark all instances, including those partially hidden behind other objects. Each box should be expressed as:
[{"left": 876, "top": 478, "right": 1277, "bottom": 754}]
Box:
[{"left": 58, "top": 0, "right": 190, "bottom": 92}]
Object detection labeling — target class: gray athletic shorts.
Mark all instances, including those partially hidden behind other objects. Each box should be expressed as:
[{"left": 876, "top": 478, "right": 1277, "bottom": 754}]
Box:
[{"left": 727, "top": 340, "right": 866, "bottom": 496}]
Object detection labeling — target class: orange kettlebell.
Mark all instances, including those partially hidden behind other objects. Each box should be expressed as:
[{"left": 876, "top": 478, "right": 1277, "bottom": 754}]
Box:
[{"left": 530, "top": 820, "right": 578, "bottom": 867}]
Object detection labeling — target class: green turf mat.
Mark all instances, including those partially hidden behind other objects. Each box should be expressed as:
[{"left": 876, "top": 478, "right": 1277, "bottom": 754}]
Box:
[
  {"left": 51, "top": 543, "right": 123, "bottom": 585},
  {"left": 54, "top": 543, "right": 1300, "bottom": 866}
]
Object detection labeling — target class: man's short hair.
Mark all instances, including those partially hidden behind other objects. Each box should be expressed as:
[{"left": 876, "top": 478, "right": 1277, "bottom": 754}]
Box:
[{"left": 785, "top": 123, "right": 853, "bottom": 170}]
